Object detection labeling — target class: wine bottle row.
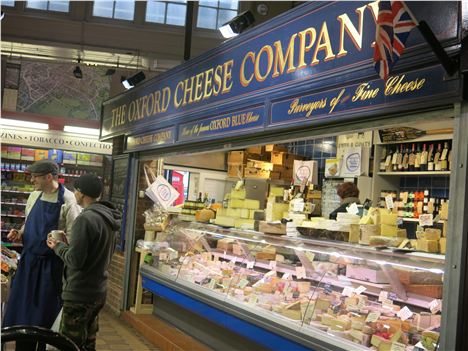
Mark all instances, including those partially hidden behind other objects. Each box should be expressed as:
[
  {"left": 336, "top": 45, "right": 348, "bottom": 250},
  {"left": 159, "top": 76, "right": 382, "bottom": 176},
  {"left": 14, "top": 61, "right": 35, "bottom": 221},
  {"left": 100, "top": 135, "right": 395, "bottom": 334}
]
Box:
[
  {"left": 380, "top": 190, "right": 448, "bottom": 219},
  {"left": 379, "top": 141, "right": 452, "bottom": 172}
]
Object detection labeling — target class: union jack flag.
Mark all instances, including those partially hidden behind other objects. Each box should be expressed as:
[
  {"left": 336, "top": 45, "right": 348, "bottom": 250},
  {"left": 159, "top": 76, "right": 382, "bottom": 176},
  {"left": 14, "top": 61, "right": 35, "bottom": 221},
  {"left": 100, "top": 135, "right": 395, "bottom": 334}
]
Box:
[{"left": 373, "top": 1, "right": 417, "bottom": 80}]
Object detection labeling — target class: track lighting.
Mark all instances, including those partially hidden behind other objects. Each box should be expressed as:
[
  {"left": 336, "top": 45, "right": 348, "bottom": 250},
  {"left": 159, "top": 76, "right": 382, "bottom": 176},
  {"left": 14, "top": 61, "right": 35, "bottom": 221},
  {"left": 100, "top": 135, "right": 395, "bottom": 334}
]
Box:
[
  {"left": 121, "top": 71, "right": 146, "bottom": 89},
  {"left": 219, "top": 11, "right": 255, "bottom": 39}
]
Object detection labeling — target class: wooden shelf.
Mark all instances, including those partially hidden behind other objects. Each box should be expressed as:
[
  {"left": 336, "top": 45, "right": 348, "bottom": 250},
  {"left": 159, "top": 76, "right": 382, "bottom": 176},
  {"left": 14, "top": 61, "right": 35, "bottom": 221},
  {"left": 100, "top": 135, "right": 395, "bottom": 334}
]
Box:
[{"left": 377, "top": 171, "right": 450, "bottom": 176}]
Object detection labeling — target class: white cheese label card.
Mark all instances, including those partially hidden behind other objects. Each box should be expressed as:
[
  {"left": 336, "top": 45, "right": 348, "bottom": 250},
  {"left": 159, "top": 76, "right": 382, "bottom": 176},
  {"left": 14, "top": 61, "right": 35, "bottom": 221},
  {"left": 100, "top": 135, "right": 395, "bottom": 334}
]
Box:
[
  {"left": 246, "top": 261, "right": 255, "bottom": 269},
  {"left": 282, "top": 273, "right": 291, "bottom": 280},
  {"left": 305, "top": 251, "right": 315, "bottom": 263},
  {"left": 248, "top": 294, "right": 258, "bottom": 305},
  {"left": 366, "top": 311, "right": 381, "bottom": 323},
  {"left": 208, "top": 279, "right": 216, "bottom": 290},
  {"left": 238, "top": 279, "right": 249, "bottom": 289},
  {"left": 397, "top": 306, "right": 413, "bottom": 321},
  {"left": 293, "top": 201, "right": 305, "bottom": 212},
  {"left": 419, "top": 214, "right": 434, "bottom": 227},
  {"left": 390, "top": 341, "right": 406, "bottom": 351},
  {"left": 354, "top": 285, "right": 367, "bottom": 295},
  {"left": 379, "top": 291, "right": 389, "bottom": 302},
  {"left": 385, "top": 195, "right": 394, "bottom": 209},
  {"left": 159, "top": 252, "right": 168, "bottom": 261},
  {"left": 265, "top": 270, "right": 276, "bottom": 278},
  {"left": 429, "top": 299, "right": 442, "bottom": 314},
  {"left": 295, "top": 266, "right": 306, "bottom": 279},
  {"left": 269, "top": 260, "right": 277, "bottom": 270},
  {"left": 357, "top": 297, "right": 366, "bottom": 309},
  {"left": 347, "top": 202, "right": 359, "bottom": 215},
  {"left": 342, "top": 286, "right": 355, "bottom": 297}
]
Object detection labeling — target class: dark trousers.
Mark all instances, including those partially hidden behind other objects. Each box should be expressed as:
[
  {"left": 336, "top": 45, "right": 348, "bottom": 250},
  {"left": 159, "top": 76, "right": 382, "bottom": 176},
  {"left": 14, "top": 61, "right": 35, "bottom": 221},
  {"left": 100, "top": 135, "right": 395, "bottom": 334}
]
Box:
[
  {"left": 60, "top": 300, "right": 105, "bottom": 351},
  {"left": 15, "top": 341, "right": 45, "bottom": 351}
]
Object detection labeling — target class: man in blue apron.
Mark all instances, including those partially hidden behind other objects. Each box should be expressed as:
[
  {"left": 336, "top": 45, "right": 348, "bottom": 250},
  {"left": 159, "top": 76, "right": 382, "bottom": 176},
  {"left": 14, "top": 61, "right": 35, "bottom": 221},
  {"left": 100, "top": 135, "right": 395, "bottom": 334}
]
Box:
[{"left": 4, "top": 160, "right": 81, "bottom": 350}]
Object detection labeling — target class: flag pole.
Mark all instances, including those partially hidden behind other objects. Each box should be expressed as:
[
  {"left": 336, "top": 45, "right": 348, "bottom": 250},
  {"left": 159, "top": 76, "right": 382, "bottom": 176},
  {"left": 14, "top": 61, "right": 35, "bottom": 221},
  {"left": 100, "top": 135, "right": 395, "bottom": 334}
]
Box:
[{"left": 401, "top": 1, "right": 457, "bottom": 76}]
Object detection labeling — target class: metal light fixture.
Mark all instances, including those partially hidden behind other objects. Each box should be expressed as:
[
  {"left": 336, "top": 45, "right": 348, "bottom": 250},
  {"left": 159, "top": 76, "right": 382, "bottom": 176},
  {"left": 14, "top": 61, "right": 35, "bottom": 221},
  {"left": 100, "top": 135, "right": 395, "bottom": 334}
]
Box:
[
  {"left": 121, "top": 71, "right": 146, "bottom": 90},
  {"left": 63, "top": 125, "right": 100, "bottom": 136},
  {"left": 73, "top": 58, "right": 83, "bottom": 79},
  {"left": 1, "top": 118, "right": 49, "bottom": 130},
  {"left": 219, "top": 11, "right": 255, "bottom": 39}
]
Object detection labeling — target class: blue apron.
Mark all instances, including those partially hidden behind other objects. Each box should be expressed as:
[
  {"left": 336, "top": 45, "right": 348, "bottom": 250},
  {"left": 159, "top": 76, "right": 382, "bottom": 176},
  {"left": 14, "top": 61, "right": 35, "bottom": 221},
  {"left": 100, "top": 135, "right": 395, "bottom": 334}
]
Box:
[{"left": 3, "top": 185, "right": 65, "bottom": 328}]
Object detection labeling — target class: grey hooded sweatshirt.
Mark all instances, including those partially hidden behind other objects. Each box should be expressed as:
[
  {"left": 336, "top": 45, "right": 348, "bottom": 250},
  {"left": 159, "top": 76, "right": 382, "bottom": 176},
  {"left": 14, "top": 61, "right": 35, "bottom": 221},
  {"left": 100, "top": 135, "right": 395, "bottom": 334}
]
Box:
[{"left": 53, "top": 201, "right": 121, "bottom": 303}]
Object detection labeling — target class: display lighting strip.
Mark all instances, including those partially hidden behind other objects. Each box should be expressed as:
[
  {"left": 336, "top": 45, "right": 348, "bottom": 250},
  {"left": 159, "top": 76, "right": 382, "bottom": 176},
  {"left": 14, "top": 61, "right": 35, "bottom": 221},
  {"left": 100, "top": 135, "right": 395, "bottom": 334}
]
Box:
[
  {"left": 0, "top": 118, "right": 49, "bottom": 130},
  {"left": 63, "top": 125, "right": 100, "bottom": 136}
]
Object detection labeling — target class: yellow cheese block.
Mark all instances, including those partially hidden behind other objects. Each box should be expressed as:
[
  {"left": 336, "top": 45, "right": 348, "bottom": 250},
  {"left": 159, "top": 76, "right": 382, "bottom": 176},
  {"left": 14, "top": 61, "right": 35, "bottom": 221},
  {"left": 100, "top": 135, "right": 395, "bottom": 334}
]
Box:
[
  {"left": 416, "top": 239, "right": 439, "bottom": 253},
  {"left": 423, "top": 228, "right": 441, "bottom": 240},
  {"left": 321, "top": 313, "right": 335, "bottom": 326},
  {"left": 371, "top": 335, "right": 392, "bottom": 351},
  {"left": 234, "top": 218, "right": 255, "bottom": 229},
  {"left": 270, "top": 186, "right": 284, "bottom": 197},
  {"left": 266, "top": 202, "right": 289, "bottom": 221},
  {"left": 349, "top": 224, "right": 360, "bottom": 243},
  {"left": 214, "top": 216, "right": 236, "bottom": 227},
  {"left": 226, "top": 208, "right": 242, "bottom": 217},
  {"left": 216, "top": 208, "right": 227, "bottom": 217},
  {"left": 381, "top": 224, "right": 398, "bottom": 236},
  {"left": 329, "top": 317, "right": 351, "bottom": 331},
  {"left": 244, "top": 199, "right": 260, "bottom": 209},
  {"left": 380, "top": 213, "right": 398, "bottom": 225},
  {"left": 231, "top": 189, "right": 246, "bottom": 199},
  {"left": 440, "top": 237, "right": 446, "bottom": 254},
  {"left": 229, "top": 199, "right": 244, "bottom": 208},
  {"left": 240, "top": 208, "right": 250, "bottom": 219},
  {"left": 359, "top": 215, "right": 373, "bottom": 225}
]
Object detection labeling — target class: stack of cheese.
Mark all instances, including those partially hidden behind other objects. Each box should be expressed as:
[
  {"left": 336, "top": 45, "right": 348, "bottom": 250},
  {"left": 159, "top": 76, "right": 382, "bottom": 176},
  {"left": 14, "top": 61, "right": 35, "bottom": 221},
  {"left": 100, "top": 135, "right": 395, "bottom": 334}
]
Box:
[
  {"left": 214, "top": 187, "right": 262, "bottom": 230},
  {"left": 368, "top": 209, "right": 406, "bottom": 247},
  {"left": 265, "top": 186, "right": 289, "bottom": 222},
  {"left": 416, "top": 228, "right": 442, "bottom": 253}
]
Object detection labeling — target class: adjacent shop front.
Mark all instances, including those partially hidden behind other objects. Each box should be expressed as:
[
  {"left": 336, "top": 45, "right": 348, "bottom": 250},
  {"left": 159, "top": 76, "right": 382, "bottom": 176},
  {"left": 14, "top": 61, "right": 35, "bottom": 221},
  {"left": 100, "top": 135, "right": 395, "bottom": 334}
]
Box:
[{"left": 100, "top": 2, "right": 468, "bottom": 350}]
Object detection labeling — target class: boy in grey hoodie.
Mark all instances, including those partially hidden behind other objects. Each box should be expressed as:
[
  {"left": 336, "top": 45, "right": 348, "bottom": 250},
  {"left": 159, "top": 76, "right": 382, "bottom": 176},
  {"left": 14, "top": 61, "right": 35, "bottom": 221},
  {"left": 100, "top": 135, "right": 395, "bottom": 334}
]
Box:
[{"left": 47, "top": 174, "right": 121, "bottom": 351}]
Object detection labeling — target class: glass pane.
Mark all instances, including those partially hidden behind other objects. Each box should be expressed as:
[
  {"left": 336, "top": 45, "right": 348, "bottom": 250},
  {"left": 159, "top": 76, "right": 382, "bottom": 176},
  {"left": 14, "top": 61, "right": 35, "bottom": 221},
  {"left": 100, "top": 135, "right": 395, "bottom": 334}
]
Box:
[
  {"left": 92, "top": 0, "right": 114, "bottom": 18},
  {"left": 199, "top": 0, "right": 217, "bottom": 8},
  {"left": 166, "top": 3, "right": 186, "bottom": 26},
  {"left": 114, "top": 0, "right": 135, "bottom": 20},
  {"left": 219, "top": 0, "right": 237, "bottom": 10},
  {"left": 49, "top": 1, "right": 69, "bottom": 12},
  {"left": 217, "top": 9, "right": 236, "bottom": 28},
  {"left": 26, "top": 1, "right": 48, "bottom": 10},
  {"left": 1, "top": 0, "right": 15, "bottom": 7},
  {"left": 197, "top": 6, "right": 217, "bottom": 29},
  {"left": 145, "top": 0, "right": 166, "bottom": 23}
]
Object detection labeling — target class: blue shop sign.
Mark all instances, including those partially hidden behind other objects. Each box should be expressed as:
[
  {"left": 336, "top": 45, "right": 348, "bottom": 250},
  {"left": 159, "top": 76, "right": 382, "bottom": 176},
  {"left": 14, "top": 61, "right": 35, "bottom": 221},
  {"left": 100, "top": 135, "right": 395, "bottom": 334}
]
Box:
[
  {"left": 101, "top": 1, "right": 460, "bottom": 140},
  {"left": 178, "top": 107, "right": 265, "bottom": 143},
  {"left": 270, "top": 65, "right": 459, "bottom": 127},
  {"left": 126, "top": 127, "right": 175, "bottom": 152}
]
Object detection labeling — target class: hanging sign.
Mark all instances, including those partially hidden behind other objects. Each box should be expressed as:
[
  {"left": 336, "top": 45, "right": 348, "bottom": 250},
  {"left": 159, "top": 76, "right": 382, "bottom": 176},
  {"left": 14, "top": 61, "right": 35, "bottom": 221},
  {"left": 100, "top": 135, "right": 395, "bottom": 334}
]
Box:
[{"left": 126, "top": 127, "right": 175, "bottom": 151}]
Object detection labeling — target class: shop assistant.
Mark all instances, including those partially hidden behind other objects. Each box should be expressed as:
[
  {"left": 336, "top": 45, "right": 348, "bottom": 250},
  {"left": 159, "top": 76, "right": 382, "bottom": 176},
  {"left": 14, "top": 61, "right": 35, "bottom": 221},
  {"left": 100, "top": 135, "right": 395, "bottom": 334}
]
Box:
[
  {"left": 3, "top": 160, "right": 82, "bottom": 332},
  {"left": 329, "top": 182, "right": 360, "bottom": 220}
]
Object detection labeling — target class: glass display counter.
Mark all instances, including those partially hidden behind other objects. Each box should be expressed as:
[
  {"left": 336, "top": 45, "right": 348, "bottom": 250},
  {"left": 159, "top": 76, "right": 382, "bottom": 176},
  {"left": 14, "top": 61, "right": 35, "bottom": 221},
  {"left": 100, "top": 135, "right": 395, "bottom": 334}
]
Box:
[{"left": 140, "top": 221, "right": 443, "bottom": 351}]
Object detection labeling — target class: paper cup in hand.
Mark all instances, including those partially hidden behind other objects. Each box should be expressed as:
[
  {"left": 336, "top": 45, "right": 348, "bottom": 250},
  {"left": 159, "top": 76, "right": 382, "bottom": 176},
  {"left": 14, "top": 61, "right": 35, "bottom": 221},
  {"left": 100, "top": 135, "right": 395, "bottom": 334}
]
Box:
[{"left": 48, "top": 230, "right": 67, "bottom": 243}]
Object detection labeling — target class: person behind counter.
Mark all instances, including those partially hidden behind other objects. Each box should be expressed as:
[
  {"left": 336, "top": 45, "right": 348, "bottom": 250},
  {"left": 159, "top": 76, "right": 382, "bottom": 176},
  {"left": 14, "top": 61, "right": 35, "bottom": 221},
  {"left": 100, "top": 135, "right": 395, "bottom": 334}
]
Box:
[{"left": 329, "top": 182, "right": 360, "bottom": 220}]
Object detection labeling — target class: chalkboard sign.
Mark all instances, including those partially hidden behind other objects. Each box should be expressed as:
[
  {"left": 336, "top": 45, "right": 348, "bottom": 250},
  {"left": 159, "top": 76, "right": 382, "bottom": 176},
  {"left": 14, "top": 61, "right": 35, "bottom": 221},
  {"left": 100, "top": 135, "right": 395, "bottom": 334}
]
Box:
[{"left": 111, "top": 156, "right": 129, "bottom": 198}]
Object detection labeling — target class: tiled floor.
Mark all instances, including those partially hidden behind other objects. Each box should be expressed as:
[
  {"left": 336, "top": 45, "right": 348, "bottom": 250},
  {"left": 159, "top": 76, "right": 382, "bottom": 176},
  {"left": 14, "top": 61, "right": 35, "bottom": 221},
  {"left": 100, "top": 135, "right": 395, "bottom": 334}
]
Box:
[{"left": 96, "top": 308, "right": 160, "bottom": 351}]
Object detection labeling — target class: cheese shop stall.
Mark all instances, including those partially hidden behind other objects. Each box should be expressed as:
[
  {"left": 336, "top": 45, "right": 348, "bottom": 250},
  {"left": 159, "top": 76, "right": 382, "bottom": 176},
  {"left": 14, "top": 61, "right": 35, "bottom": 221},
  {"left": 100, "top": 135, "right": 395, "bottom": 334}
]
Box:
[{"left": 99, "top": 2, "right": 468, "bottom": 350}]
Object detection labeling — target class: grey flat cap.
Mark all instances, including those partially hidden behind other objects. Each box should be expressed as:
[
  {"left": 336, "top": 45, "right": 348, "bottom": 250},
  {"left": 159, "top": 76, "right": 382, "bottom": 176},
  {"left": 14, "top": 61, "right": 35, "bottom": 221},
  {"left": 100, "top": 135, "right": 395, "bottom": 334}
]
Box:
[{"left": 27, "top": 160, "right": 59, "bottom": 175}]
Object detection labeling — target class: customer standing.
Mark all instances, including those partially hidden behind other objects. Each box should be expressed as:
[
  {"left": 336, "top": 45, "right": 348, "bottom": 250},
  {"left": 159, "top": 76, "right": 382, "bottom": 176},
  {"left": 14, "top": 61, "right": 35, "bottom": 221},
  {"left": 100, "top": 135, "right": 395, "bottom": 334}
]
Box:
[
  {"left": 4, "top": 160, "right": 81, "bottom": 349},
  {"left": 329, "top": 182, "right": 361, "bottom": 220},
  {"left": 47, "top": 174, "right": 121, "bottom": 351}
]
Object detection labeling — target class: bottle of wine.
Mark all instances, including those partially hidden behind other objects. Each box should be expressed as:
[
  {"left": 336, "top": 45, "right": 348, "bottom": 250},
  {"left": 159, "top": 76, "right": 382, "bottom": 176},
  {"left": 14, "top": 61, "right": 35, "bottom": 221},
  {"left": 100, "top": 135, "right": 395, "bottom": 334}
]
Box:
[
  {"left": 393, "top": 145, "right": 401, "bottom": 171},
  {"left": 414, "top": 143, "right": 421, "bottom": 172},
  {"left": 420, "top": 143, "right": 428, "bottom": 171},
  {"left": 427, "top": 144, "right": 435, "bottom": 171},
  {"left": 440, "top": 141, "right": 449, "bottom": 171},
  {"left": 448, "top": 148, "right": 452, "bottom": 171},
  {"left": 408, "top": 143, "right": 416, "bottom": 171},
  {"left": 434, "top": 143, "right": 442, "bottom": 171},
  {"left": 402, "top": 145, "right": 410, "bottom": 171},
  {"left": 382, "top": 146, "right": 390, "bottom": 172}
]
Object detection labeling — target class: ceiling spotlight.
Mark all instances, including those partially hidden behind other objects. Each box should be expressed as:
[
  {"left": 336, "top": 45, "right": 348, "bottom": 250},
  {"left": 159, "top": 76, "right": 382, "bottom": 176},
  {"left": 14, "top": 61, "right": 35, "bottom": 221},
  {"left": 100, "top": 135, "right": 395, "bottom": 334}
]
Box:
[
  {"left": 121, "top": 71, "right": 146, "bottom": 90},
  {"left": 73, "top": 59, "right": 83, "bottom": 79},
  {"left": 219, "top": 11, "right": 255, "bottom": 39}
]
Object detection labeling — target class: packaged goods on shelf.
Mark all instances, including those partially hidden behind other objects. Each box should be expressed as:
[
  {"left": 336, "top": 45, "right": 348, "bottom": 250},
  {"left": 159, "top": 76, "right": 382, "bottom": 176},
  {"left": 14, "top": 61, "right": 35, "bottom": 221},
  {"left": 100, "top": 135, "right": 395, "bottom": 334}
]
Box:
[
  {"left": 76, "top": 153, "right": 91, "bottom": 165},
  {"left": 90, "top": 154, "right": 103, "bottom": 166},
  {"left": 7, "top": 146, "right": 21, "bottom": 160},
  {"left": 48, "top": 149, "right": 63, "bottom": 163},
  {"left": 34, "top": 149, "right": 48, "bottom": 160},
  {"left": 21, "top": 148, "right": 35, "bottom": 161},
  {"left": 63, "top": 151, "right": 77, "bottom": 165},
  {"left": 1, "top": 146, "right": 8, "bottom": 158}
]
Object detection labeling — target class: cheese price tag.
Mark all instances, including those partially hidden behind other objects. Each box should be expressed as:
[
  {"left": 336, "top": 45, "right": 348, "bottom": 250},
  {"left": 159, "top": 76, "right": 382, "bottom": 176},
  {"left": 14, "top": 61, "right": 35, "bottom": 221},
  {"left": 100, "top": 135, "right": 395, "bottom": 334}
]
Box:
[
  {"left": 282, "top": 273, "right": 291, "bottom": 280},
  {"left": 269, "top": 260, "right": 277, "bottom": 270},
  {"left": 159, "top": 252, "right": 168, "bottom": 261},
  {"left": 419, "top": 214, "right": 433, "bottom": 227},
  {"left": 390, "top": 341, "right": 406, "bottom": 351},
  {"left": 342, "top": 286, "right": 355, "bottom": 297},
  {"left": 246, "top": 261, "right": 255, "bottom": 269},
  {"left": 357, "top": 297, "right": 366, "bottom": 309},
  {"left": 347, "top": 202, "right": 359, "bottom": 215},
  {"left": 208, "top": 279, "right": 216, "bottom": 290},
  {"left": 237, "top": 279, "right": 249, "bottom": 289},
  {"left": 293, "top": 201, "right": 305, "bottom": 212},
  {"left": 305, "top": 251, "right": 315, "bottom": 263},
  {"left": 382, "top": 299, "right": 395, "bottom": 310},
  {"left": 296, "top": 266, "right": 306, "bottom": 279},
  {"left": 248, "top": 294, "right": 258, "bottom": 305},
  {"left": 429, "top": 299, "right": 442, "bottom": 314},
  {"left": 397, "top": 306, "right": 413, "bottom": 321},
  {"left": 378, "top": 291, "right": 389, "bottom": 302},
  {"left": 265, "top": 270, "right": 276, "bottom": 278},
  {"left": 365, "top": 311, "right": 381, "bottom": 323},
  {"left": 385, "top": 195, "right": 394, "bottom": 209},
  {"left": 354, "top": 285, "right": 367, "bottom": 295}
]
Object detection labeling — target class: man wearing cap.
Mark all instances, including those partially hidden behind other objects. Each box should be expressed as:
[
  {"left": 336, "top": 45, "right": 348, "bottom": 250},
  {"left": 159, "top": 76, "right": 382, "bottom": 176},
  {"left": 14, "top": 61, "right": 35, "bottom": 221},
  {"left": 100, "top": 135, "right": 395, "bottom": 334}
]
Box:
[
  {"left": 3, "top": 160, "right": 82, "bottom": 344},
  {"left": 47, "top": 174, "right": 121, "bottom": 351}
]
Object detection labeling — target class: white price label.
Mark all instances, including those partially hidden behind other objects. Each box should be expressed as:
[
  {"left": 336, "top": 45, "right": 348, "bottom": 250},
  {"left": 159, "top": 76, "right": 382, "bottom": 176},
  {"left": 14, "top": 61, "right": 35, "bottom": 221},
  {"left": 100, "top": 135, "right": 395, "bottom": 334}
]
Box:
[
  {"left": 357, "top": 297, "right": 366, "bottom": 309},
  {"left": 419, "top": 214, "right": 434, "bottom": 227},
  {"left": 366, "top": 311, "right": 381, "bottom": 323},
  {"left": 296, "top": 266, "right": 306, "bottom": 279},
  {"left": 305, "top": 251, "right": 315, "bottom": 263},
  {"left": 342, "top": 286, "right": 355, "bottom": 297},
  {"left": 248, "top": 294, "right": 258, "bottom": 305},
  {"left": 397, "top": 306, "right": 413, "bottom": 321},
  {"left": 231, "top": 256, "right": 237, "bottom": 264},
  {"left": 429, "top": 299, "right": 442, "bottom": 314},
  {"left": 354, "top": 285, "right": 367, "bottom": 295},
  {"left": 208, "top": 279, "right": 216, "bottom": 290},
  {"left": 282, "top": 273, "right": 291, "bottom": 280},
  {"left": 347, "top": 202, "right": 359, "bottom": 215},
  {"left": 238, "top": 279, "right": 249, "bottom": 289},
  {"left": 385, "top": 195, "right": 394, "bottom": 209},
  {"left": 390, "top": 341, "right": 406, "bottom": 351},
  {"left": 269, "top": 260, "right": 277, "bottom": 270},
  {"left": 246, "top": 261, "right": 255, "bottom": 269},
  {"left": 265, "top": 270, "right": 276, "bottom": 278},
  {"left": 378, "top": 291, "right": 389, "bottom": 302},
  {"left": 159, "top": 252, "right": 168, "bottom": 260},
  {"left": 293, "top": 201, "right": 305, "bottom": 212}
]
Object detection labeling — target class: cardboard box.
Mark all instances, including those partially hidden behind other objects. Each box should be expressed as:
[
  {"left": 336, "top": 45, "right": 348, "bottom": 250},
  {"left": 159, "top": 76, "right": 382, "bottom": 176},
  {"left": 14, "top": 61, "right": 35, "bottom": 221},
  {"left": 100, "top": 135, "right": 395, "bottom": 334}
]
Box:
[
  {"left": 63, "top": 151, "right": 77, "bottom": 165},
  {"left": 246, "top": 146, "right": 264, "bottom": 154},
  {"left": 21, "top": 148, "right": 35, "bottom": 161},
  {"left": 227, "top": 163, "right": 244, "bottom": 178},
  {"left": 34, "top": 149, "right": 48, "bottom": 161},
  {"left": 244, "top": 167, "right": 270, "bottom": 179},
  {"left": 228, "top": 151, "right": 247, "bottom": 163},
  {"left": 265, "top": 144, "right": 288, "bottom": 153}
]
